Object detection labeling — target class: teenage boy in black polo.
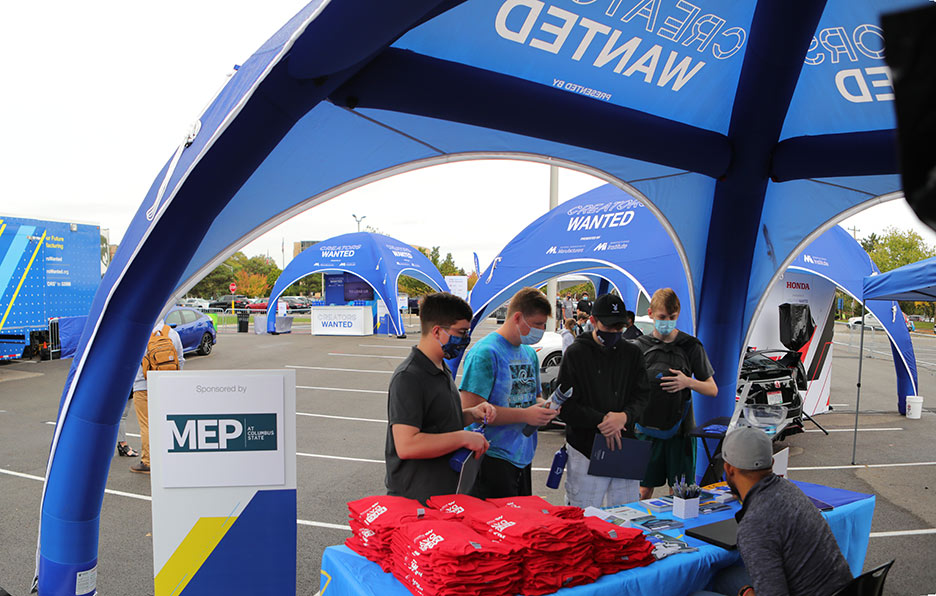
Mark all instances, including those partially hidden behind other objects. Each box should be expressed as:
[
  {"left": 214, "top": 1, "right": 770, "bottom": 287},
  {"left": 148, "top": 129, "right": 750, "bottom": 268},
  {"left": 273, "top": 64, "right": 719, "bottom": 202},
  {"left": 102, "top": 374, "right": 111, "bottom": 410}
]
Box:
[{"left": 385, "top": 292, "right": 496, "bottom": 503}]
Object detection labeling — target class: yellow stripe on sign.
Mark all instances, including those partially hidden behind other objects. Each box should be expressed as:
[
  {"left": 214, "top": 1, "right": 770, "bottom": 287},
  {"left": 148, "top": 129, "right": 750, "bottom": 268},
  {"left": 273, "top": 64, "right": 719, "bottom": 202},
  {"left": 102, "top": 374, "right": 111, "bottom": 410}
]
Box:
[
  {"left": 0, "top": 229, "right": 46, "bottom": 331},
  {"left": 154, "top": 516, "right": 238, "bottom": 596},
  {"left": 0, "top": 222, "right": 6, "bottom": 239}
]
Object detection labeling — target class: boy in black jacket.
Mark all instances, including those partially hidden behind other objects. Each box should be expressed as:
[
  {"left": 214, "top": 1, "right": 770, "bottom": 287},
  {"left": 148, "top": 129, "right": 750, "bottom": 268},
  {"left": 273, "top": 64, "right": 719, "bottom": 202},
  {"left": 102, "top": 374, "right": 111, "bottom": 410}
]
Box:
[{"left": 556, "top": 294, "right": 650, "bottom": 507}]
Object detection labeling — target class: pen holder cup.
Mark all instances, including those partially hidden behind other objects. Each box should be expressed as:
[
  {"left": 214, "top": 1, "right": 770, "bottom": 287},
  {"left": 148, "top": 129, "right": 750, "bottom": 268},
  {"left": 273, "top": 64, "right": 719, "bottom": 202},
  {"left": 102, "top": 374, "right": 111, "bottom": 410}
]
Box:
[{"left": 673, "top": 496, "right": 700, "bottom": 519}]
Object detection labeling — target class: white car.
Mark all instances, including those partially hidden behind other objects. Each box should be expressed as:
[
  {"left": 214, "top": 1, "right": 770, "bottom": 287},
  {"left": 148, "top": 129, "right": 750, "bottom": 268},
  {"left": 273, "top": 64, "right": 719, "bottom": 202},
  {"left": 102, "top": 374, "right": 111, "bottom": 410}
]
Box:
[
  {"left": 532, "top": 331, "right": 564, "bottom": 370},
  {"left": 179, "top": 297, "right": 210, "bottom": 310},
  {"left": 847, "top": 314, "right": 884, "bottom": 330}
]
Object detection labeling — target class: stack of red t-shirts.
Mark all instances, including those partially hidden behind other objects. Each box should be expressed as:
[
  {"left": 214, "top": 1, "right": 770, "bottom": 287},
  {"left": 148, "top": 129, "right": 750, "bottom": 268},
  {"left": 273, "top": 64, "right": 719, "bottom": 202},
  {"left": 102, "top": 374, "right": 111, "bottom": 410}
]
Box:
[
  {"left": 582, "top": 516, "right": 656, "bottom": 574},
  {"left": 390, "top": 520, "right": 520, "bottom": 596},
  {"left": 426, "top": 494, "right": 497, "bottom": 520},
  {"left": 345, "top": 496, "right": 447, "bottom": 572},
  {"left": 487, "top": 495, "right": 584, "bottom": 520},
  {"left": 465, "top": 506, "right": 599, "bottom": 595}
]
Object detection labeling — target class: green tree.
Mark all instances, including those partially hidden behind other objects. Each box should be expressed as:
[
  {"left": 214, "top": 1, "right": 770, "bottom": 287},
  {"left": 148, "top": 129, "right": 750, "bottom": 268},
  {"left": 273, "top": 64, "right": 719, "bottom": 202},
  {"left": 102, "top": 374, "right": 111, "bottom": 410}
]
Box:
[{"left": 864, "top": 227, "right": 936, "bottom": 317}]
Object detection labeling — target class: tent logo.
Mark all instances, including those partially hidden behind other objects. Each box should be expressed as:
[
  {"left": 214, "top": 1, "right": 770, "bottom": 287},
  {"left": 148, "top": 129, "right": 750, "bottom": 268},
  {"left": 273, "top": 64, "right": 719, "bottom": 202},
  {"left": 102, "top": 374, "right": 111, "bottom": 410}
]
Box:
[
  {"left": 594, "top": 242, "right": 609, "bottom": 252},
  {"left": 167, "top": 413, "right": 277, "bottom": 453},
  {"left": 786, "top": 281, "right": 810, "bottom": 290},
  {"left": 803, "top": 254, "right": 829, "bottom": 267},
  {"left": 546, "top": 246, "right": 558, "bottom": 254}
]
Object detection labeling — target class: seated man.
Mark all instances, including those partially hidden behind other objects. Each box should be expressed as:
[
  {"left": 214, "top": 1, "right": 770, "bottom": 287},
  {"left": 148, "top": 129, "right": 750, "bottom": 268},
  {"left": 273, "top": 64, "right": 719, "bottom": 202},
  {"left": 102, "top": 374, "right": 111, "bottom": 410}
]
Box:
[{"left": 695, "top": 427, "right": 853, "bottom": 596}]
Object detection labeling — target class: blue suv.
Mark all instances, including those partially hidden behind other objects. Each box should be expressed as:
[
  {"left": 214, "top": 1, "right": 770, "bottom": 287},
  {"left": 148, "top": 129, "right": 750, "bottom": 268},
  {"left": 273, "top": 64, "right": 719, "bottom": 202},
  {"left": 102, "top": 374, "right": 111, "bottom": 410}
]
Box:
[{"left": 164, "top": 307, "right": 217, "bottom": 355}]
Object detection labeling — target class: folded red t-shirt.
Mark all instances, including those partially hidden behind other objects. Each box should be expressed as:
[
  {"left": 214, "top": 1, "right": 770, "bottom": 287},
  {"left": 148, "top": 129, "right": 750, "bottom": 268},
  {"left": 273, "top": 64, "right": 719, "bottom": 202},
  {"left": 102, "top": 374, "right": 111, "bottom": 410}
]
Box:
[
  {"left": 487, "top": 495, "right": 584, "bottom": 520},
  {"left": 426, "top": 494, "right": 497, "bottom": 519}
]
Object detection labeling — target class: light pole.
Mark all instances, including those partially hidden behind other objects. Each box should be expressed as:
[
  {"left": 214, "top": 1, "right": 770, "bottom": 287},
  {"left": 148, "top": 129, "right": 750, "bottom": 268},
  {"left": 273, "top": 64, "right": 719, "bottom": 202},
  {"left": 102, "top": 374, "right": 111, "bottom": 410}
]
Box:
[{"left": 352, "top": 213, "right": 367, "bottom": 232}]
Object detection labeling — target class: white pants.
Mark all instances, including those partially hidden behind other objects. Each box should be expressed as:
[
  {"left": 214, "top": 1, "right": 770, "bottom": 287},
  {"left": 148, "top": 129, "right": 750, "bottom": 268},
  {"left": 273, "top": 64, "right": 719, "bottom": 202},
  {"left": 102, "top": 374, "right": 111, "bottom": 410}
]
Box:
[{"left": 564, "top": 443, "right": 640, "bottom": 508}]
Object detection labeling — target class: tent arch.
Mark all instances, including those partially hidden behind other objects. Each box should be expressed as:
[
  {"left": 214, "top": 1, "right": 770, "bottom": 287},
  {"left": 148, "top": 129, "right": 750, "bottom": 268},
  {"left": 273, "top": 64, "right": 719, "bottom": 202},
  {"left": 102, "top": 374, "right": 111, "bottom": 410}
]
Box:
[
  {"left": 742, "top": 189, "right": 905, "bottom": 363},
  {"left": 171, "top": 151, "right": 695, "bottom": 316}
]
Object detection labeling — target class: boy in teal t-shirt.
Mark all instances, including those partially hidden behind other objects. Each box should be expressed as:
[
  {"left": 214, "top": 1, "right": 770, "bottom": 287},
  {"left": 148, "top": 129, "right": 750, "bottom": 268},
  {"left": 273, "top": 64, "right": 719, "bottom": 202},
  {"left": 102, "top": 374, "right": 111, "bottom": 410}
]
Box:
[{"left": 460, "top": 288, "right": 557, "bottom": 498}]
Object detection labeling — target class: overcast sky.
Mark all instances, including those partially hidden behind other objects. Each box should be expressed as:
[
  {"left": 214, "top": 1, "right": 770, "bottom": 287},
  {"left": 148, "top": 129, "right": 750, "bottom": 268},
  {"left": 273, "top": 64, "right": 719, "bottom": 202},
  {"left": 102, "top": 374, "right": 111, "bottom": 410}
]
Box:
[{"left": 3, "top": 1, "right": 934, "bottom": 274}]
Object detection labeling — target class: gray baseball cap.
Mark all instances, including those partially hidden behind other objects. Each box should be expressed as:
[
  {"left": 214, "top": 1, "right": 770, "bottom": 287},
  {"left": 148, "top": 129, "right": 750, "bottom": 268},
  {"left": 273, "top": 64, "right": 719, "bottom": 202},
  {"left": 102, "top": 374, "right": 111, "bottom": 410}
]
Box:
[{"left": 722, "top": 427, "right": 773, "bottom": 470}]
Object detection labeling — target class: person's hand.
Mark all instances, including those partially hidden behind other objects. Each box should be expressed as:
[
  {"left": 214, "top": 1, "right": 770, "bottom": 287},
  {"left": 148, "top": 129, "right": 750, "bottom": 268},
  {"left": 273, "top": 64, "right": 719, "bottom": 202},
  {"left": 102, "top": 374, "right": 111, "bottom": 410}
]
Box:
[
  {"left": 597, "top": 412, "right": 628, "bottom": 451},
  {"left": 460, "top": 430, "right": 489, "bottom": 458},
  {"left": 469, "top": 402, "right": 497, "bottom": 425},
  {"left": 524, "top": 402, "right": 559, "bottom": 426},
  {"left": 660, "top": 368, "right": 691, "bottom": 393}
]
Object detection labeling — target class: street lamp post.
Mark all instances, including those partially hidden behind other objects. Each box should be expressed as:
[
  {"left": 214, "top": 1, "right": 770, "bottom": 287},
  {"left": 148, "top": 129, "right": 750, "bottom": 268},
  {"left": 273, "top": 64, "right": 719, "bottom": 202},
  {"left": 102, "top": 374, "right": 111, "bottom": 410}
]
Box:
[{"left": 352, "top": 213, "right": 367, "bottom": 232}]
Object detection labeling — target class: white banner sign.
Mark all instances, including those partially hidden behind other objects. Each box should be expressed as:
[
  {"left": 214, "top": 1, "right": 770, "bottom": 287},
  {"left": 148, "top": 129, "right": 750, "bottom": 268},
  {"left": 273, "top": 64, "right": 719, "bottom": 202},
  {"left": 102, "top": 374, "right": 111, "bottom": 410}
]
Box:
[
  {"left": 311, "top": 305, "right": 373, "bottom": 336},
  {"left": 445, "top": 275, "right": 469, "bottom": 300}
]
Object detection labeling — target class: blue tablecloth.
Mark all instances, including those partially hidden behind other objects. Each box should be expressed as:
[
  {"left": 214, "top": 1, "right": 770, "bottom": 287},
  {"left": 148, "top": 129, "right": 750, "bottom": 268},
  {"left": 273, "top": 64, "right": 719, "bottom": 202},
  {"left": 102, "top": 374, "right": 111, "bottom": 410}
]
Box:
[{"left": 319, "top": 484, "right": 874, "bottom": 596}]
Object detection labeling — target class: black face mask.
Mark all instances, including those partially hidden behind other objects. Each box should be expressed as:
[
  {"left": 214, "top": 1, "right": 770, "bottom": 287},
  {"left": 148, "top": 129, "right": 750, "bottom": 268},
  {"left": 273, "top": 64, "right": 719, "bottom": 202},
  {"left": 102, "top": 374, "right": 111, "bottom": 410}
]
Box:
[
  {"left": 596, "top": 329, "right": 622, "bottom": 348},
  {"left": 440, "top": 332, "right": 471, "bottom": 360}
]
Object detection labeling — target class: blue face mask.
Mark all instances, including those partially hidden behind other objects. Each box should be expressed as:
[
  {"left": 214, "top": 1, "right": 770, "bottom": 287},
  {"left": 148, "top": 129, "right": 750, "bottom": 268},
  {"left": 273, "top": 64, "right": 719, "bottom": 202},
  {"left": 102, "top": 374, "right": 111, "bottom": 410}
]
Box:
[
  {"left": 520, "top": 316, "right": 545, "bottom": 345},
  {"left": 439, "top": 329, "right": 471, "bottom": 359},
  {"left": 654, "top": 319, "right": 677, "bottom": 336}
]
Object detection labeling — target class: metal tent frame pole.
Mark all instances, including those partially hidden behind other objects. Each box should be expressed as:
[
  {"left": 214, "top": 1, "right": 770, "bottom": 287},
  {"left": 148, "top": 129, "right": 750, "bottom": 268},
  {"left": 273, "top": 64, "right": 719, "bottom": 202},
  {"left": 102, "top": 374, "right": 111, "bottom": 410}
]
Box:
[{"left": 851, "top": 304, "right": 866, "bottom": 465}]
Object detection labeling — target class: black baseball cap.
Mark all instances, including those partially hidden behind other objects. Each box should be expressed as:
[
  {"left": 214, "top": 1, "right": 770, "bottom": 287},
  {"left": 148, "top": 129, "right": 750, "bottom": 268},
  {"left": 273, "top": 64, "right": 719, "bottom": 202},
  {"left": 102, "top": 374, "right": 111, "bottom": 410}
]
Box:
[{"left": 592, "top": 294, "right": 627, "bottom": 325}]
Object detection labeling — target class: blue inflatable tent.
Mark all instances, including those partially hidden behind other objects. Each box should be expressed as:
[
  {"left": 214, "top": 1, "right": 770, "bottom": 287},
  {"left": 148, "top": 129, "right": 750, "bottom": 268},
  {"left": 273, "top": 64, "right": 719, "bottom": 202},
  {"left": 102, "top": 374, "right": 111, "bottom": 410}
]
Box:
[
  {"left": 266, "top": 232, "right": 448, "bottom": 336},
  {"left": 36, "top": 0, "right": 926, "bottom": 592}
]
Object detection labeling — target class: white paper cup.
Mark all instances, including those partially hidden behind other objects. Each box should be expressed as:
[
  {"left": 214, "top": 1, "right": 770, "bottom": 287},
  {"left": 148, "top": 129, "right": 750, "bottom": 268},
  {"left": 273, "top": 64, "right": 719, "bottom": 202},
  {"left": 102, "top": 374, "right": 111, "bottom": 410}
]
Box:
[{"left": 906, "top": 395, "right": 924, "bottom": 419}]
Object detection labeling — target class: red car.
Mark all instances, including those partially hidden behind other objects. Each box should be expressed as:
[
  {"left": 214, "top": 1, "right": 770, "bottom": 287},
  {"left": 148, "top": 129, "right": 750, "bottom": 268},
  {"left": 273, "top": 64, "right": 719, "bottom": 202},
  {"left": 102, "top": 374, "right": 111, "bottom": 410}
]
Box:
[{"left": 248, "top": 297, "right": 270, "bottom": 311}]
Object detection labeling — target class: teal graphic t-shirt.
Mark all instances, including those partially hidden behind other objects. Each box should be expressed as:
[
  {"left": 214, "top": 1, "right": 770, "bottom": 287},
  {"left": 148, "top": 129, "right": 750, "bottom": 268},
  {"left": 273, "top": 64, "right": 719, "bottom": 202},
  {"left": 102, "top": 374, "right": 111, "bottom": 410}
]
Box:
[{"left": 459, "top": 332, "right": 541, "bottom": 467}]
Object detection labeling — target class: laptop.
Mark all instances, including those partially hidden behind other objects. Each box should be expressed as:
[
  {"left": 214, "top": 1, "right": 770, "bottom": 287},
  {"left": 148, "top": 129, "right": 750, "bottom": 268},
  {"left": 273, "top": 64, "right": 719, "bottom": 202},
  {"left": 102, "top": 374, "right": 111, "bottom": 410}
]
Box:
[
  {"left": 588, "top": 435, "right": 652, "bottom": 480},
  {"left": 685, "top": 518, "right": 739, "bottom": 550}
]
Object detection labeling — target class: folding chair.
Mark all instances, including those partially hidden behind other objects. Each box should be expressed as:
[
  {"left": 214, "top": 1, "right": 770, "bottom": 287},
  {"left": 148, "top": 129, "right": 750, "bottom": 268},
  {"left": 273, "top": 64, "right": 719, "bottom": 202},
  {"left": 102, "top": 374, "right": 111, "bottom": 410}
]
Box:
[{"left": 830, "top": 560, "right": 895, "bottom": 596}]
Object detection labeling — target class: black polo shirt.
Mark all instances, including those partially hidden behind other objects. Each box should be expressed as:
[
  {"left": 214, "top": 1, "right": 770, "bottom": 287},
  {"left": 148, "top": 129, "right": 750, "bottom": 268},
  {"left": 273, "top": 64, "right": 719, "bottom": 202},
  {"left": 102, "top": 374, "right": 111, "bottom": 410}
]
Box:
[{"left": 385, "top": 346, "right": 464, "bottom": 503}]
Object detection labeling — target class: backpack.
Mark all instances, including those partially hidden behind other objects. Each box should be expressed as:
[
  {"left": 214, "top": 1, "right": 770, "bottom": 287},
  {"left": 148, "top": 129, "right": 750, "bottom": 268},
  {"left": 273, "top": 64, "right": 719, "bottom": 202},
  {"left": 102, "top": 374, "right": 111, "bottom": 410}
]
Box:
[
  {"left": 634, "top": 334, "right": 698, "bottom": 439},
  {"left": 142, "top": 325, "right": 179, "bottom": 379}
]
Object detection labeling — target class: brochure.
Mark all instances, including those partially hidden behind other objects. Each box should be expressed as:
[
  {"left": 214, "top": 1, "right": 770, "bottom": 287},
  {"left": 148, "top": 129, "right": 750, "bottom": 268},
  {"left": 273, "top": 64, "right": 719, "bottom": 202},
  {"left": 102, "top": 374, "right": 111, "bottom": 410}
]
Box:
[{"left": 644, "top": 531, "right": 699, "bottom": 559}]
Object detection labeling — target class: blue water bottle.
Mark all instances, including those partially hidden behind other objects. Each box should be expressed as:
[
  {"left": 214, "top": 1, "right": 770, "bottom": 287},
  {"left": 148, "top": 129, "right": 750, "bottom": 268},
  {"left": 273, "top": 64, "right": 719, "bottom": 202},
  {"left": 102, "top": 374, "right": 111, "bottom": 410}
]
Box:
[{"left": 546, "top": 446, "right": 568, "bottom": 489}]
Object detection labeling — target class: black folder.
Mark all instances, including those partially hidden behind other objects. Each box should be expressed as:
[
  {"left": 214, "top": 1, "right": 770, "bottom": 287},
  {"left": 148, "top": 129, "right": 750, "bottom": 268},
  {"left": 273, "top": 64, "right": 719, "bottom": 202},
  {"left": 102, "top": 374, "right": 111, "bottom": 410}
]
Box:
[{"left": 587, "top": 434, "right": 652, "bottom": 480}]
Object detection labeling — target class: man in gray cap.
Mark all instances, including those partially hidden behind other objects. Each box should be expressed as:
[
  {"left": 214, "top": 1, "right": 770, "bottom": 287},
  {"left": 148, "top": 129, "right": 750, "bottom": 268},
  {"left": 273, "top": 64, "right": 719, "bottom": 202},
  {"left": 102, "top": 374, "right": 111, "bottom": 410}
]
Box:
[{"left": 697, "top": 427, "right": 853, "bottom": 596}]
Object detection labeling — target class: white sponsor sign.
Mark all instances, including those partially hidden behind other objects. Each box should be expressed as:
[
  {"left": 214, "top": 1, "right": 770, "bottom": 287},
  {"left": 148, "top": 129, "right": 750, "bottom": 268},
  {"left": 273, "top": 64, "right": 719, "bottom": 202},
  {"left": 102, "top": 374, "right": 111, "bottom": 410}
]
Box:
[
  {"left": 147, "top": 369, "right": 297, "bottom": 588},
  {"left": 311, "top": 305, "right": 373, "bottom": 336},
  {"left": 445, "top": 275, "right": 469, "bottom": 300},
  {"left": 398, "top": 293, "right": 409, "bottom": 310}
]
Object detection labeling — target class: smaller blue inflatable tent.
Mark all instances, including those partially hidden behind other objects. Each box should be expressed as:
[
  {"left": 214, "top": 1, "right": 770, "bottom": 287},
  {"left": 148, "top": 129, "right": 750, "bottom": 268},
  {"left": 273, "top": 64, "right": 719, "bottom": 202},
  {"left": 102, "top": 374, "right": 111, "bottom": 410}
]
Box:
[{"left": 266, "top": 232, "right": 448, "bottom": 335}]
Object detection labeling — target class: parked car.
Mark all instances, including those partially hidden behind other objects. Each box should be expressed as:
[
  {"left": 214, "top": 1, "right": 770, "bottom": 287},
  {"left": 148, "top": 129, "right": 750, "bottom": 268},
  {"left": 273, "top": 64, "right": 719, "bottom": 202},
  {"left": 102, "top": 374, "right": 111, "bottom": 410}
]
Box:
[
  {"left": 280, "top": 296, "right": 310, "bottom": 311},
  {"left": 248, "top": 297, "right": 270, "bottom": 311},
  {"left": 531, "top": 331, "right": 564, "bottom": 370},
  {"left": 847, "top": 313, "right": 884, "bottom": 330},
  {"left": 164, "top": 307, "right": 217, "bottom": 356},
  {"left": 179, "top": 298, "right": 211, "bottom": 310},
  {"left": 208, "top": 295, "right": 249, "bottom": 312}
]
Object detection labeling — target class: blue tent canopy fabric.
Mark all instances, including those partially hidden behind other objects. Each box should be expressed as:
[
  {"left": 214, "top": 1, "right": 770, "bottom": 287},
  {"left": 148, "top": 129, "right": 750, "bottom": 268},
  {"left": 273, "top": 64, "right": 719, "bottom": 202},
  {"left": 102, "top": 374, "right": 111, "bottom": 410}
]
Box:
[
  {"left": 468, "top": 185, "right": 692, "bottom": 330},
  {"left": 266, "top": 232, "right": 449, "bottom": 335},
  {"left": 863, "top": 257, "right": 936, "bottom": 301},
  {"left": 36, "top": 0, "right": 927, "bottom": 592}
]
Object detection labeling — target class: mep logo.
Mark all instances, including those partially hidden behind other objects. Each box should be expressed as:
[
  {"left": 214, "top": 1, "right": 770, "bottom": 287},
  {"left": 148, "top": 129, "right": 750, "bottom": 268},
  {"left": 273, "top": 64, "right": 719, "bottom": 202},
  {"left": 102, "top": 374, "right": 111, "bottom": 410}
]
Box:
[
  {"left": 167, "top": 413, "right": 277, "bottom": 453},
  {"left": 593, "top": 242, "right": 608, "bottom": 252},
  {"left": 803, "top": 254, "right": 829, "bottom": 267},
  {"left": 546, "top": 246, "right": 557, "bottom": 255}
]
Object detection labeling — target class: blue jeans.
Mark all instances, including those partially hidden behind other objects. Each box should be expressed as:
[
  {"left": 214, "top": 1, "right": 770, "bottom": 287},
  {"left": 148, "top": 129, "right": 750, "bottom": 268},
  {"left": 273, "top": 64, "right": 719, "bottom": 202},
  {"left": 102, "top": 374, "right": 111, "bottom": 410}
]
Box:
[{"left": 691, "top": 564, "right": 753, "bottom": 596}]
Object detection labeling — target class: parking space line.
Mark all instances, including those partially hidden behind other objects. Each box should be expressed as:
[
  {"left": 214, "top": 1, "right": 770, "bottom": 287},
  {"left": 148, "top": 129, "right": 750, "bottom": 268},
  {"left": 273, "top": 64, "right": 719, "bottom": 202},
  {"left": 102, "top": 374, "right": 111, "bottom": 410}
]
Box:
[
  {"left": 789, "top": 461, "right": 936, "bottom": 471},
  {"left": 286, "top": 365, "right": 392, "bottom": 374},
  {"left": 298, "top": 452, "right": 384, "bottom": 464},
  {"left": 0, "top": 467, "right": 350, "bottom": 530},
  {"left": 298, "top": 519, "right": 351, "bottom": 531},
  {"left": 869, "top": 528, "right": 936, "bottom": 538},
  {"left": 328, "top": 353, "right": 406, "bottom": 360},
  {"left": 298, "top": 385, "right": 385, "bottom": 394},
  {"left": 298, "top": 413, "right": 385, "bottom": 423},
  {"left": 804, "top": 427, "right": 903, "bottom": 433},
  {"left": 358, "top": 344, "right": 414, "bottom": 349}
]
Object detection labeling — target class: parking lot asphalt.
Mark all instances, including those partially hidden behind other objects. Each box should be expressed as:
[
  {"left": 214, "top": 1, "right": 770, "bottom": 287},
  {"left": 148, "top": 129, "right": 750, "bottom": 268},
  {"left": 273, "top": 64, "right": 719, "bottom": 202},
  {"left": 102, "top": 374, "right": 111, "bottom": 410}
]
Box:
[{"left": 0, "top": 321, "right": 934, "bottom": 595}]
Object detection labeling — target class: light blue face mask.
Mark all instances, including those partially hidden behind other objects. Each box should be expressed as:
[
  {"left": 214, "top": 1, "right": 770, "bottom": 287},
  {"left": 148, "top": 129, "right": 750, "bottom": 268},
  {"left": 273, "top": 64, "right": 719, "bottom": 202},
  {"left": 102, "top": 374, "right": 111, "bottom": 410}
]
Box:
[
  {"left": 520, "top": 316, "right": 545, "bottom": 345},
  {"left": 654, "top": 319, "right": 678, "bottom": 336}
]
